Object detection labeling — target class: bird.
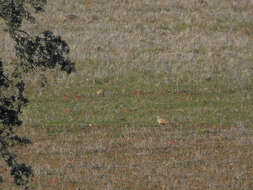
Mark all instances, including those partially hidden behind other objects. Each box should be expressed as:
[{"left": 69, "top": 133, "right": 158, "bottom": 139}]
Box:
[
  {"left": 157, "top": 116, "right": 168, "bottom": 125},
  {"left": 60, "top": 14, "right": 79, "bottom": 22},
  {"left": 96, "top": 89, "right": 104, "bottom": 96}
]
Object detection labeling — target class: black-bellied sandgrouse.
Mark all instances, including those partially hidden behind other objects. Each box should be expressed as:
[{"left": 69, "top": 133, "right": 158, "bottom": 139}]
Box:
[{"left": 157, "top": 116, "right": 168, "bottom": 125}]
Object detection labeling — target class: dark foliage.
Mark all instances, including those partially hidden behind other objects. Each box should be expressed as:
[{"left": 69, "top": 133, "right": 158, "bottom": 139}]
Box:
[
  {"left": 0, "top": 59, "right": 32, "bottom": 190},
  {"left": 0, "top": 0, "right": 75, "bottom": 189},
  {"left": 14, "top": 30, "right": 75, "bottom": 73},
  {"left": 0, "top": 0, "right": 47, "bottom": 29}
]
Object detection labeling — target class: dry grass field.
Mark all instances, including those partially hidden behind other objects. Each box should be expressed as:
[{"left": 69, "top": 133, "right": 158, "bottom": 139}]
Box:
[{"left": 1, "top": 0, "right": 253, "bottom": 189}]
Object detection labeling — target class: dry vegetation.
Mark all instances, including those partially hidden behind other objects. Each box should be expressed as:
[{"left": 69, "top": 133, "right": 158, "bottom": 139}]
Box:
[{"left": 1, "top": 0, "right": 253, "bottom": 189}]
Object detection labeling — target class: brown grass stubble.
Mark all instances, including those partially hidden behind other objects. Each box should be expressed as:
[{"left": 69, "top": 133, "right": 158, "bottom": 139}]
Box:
[
  {"left": 1, "top": 0, "right": 253, "bottom": 189},
  {"left": 12, "top": 123, "right": 253, "bottom": 190}
]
